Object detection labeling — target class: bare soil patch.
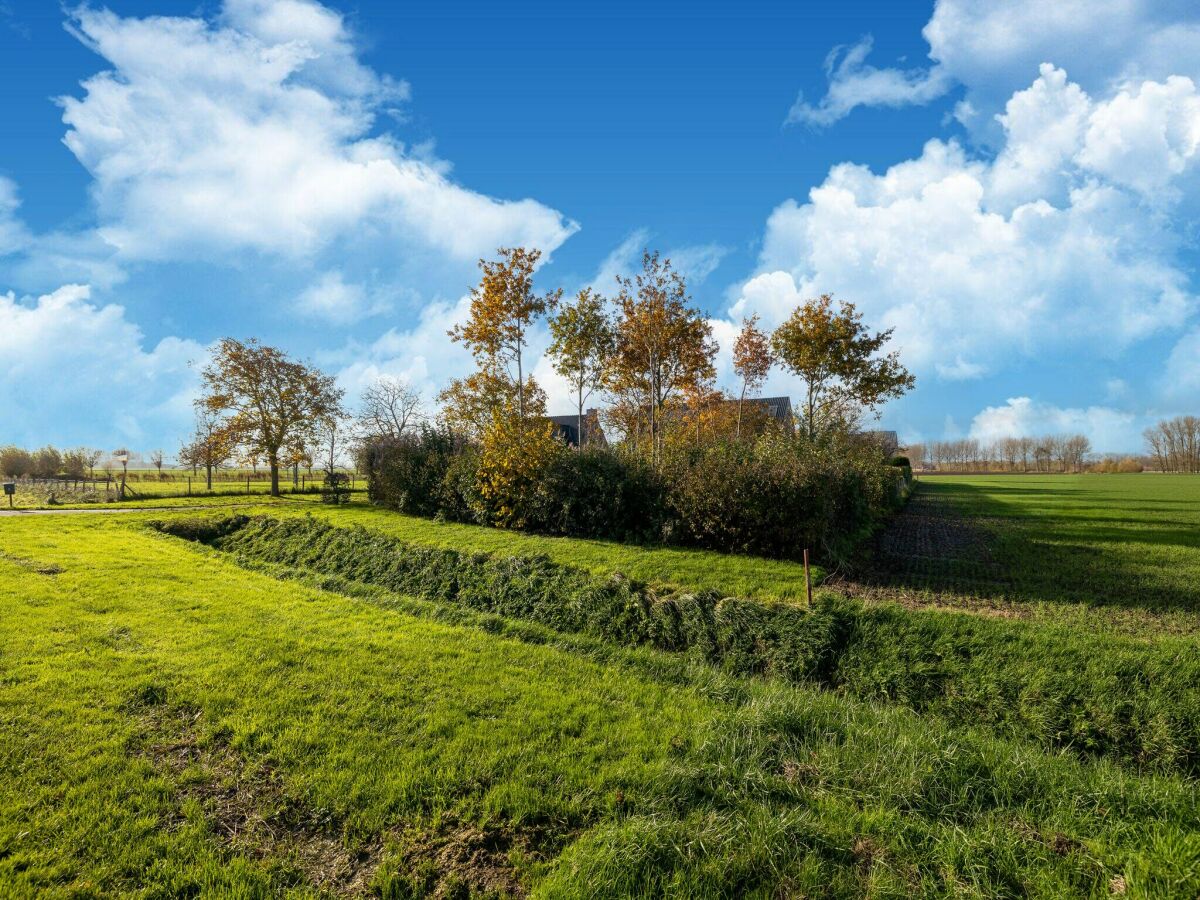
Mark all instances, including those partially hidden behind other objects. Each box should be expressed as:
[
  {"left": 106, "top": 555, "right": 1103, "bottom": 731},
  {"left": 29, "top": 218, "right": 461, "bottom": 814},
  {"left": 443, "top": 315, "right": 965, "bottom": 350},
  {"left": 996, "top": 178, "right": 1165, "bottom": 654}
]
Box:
[
  {"left": 830, "top": 489, "right": 1022, "bottom": 617},
  {"left": 130, "top": 704, "right": 381, "bottom": 895}
]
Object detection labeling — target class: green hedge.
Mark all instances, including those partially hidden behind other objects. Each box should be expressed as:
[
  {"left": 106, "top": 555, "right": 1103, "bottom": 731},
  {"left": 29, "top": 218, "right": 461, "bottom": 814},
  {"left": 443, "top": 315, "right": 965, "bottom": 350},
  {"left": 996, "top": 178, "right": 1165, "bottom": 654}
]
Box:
[
  {"left": 364, "top": 431, "right": 905, "bottom": 562},
  {"left": 152, "top": 515, "right": 1200, "bottom": 775}
]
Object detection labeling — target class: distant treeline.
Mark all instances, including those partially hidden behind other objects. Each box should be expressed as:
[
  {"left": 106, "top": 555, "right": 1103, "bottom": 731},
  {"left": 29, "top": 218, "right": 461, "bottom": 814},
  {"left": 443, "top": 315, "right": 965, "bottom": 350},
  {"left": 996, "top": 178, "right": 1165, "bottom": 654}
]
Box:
[
  {"left": 907, "top": 434, "right": 1098, "bottom": 473},
  {"left": 1144, "top": 416, "right": 1200, "bottom": 473},
  {"left": 0, "top": 446, "right": 106, "bottom": 480}
]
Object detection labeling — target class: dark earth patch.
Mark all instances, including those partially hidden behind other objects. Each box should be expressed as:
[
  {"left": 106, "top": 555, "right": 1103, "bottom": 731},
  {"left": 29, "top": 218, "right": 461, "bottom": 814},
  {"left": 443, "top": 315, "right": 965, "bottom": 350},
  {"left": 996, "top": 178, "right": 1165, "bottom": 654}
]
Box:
[
  {"left": 131, "top": 704, "right": 382, "bottom": 895},
  {"left": 385, "top": 818, "right": 568, "bottom": 899}
]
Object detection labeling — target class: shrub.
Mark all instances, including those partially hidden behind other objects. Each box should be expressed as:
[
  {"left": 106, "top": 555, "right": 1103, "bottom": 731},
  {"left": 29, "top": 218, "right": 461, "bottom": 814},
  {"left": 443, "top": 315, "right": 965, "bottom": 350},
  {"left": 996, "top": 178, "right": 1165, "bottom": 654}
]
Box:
[
  {"left": 531, "top": 447, "right": 665, "bottom": 541},
  {"left": 663, "top": 435, "right": 892, "bottom": 562},
  {"left": 889, "top": 454, "right": 914, "bottom": 485},
  {"left": 474, "top": 414, "right": 564, "bottom": 529},
  {"left": 362, "top": 427, "right": 463, "bottom": 516},
  {"left": 366, "top": 426, "right": 905, "bottom": 562}
]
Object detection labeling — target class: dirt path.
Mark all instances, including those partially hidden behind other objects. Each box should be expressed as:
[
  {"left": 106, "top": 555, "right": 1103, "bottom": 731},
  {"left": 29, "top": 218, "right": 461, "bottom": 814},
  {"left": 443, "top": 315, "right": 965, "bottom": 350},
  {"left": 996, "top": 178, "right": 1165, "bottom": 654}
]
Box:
[{"left": 824, "top": 487, "right": 1023, "bottom": 618}]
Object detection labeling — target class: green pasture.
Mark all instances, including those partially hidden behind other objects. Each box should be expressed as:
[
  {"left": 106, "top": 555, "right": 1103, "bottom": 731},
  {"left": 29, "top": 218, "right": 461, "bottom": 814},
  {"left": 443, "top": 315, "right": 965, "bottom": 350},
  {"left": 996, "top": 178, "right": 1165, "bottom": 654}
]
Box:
[
  {"left": 3, "top": 474, "right": 1200, "bottom": 895},
  {"left": 2, "top": 511, "right": 1199, "bottom": 896}
]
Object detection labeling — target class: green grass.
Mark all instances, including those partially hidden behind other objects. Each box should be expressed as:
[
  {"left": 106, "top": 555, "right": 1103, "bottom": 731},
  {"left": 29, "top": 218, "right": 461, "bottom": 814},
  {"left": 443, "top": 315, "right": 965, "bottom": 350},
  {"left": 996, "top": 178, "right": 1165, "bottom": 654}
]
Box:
[
  {"left": 919, "top": 475, "right": 1200, "bottom": 602},
  {"left": 6, "top": 491, "right": 822, "bottom": 601},
  {"left": 3, "top": 512, "right": 1200, "bottom": 897},
  {"left": 4, "top": 475, "right": 1200, "bottom": 896}
]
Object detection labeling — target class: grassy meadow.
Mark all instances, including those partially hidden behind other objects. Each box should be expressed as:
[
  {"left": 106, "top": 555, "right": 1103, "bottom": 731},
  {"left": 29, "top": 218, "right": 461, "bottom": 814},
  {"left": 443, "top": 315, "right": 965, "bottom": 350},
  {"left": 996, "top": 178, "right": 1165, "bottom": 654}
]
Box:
[{"left": 2, "top": 475, "right": 1200, "bottom": 896}]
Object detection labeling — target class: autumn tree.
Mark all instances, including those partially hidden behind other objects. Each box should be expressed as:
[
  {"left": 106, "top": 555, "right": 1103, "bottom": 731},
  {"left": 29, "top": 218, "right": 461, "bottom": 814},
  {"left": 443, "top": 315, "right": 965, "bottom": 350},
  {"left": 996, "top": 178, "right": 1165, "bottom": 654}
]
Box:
[
  {"left": 732, "top": 314, "right": 773, "bottom": 439},
  {"left": 606, "top": 251, "right": 717, "bottom": 462},
  {"left": 440, "top": 369, "right": 547, "bottom": 439},
  {"left": 447, "top": 247, "right": 560, "bottom": 423},
  {"left": 358, "top": 375, "right": 425, "bottom": 441},
  {"left": 771, "top": 295, "right": 914, "bottom": 441},
  {"left": 179, "top": 407, "right": 233, "bottom": 491},
  {"left": 198, "top": 338, "right": 344, "bottom": 496},
  {"left": 548, "top": 287, "right": 614, "bottom": 446}
]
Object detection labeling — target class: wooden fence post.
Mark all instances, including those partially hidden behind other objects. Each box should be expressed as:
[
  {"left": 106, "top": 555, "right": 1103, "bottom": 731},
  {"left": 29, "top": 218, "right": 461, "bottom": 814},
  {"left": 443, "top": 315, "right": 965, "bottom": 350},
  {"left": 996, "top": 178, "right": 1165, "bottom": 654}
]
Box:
[{"left": 803, "top": 549, "right": 813, "bottom": 606}]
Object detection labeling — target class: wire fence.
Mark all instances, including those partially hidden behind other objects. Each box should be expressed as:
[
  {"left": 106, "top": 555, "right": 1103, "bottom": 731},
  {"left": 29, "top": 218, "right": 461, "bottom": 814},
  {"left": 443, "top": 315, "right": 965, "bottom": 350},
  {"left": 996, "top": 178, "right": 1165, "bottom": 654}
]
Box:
[{"left": 5, "top": 471, "right": 362, "bottom": 504}]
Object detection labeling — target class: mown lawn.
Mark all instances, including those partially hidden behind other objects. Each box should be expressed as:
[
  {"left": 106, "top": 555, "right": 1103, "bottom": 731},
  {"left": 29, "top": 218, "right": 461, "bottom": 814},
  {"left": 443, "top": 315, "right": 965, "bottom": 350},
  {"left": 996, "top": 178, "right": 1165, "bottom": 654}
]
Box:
[
  {"left": 3, "top": 493, "right": 820, "bottom": 602},
  {"left": 2, "top": 508, "right": 1200, "bottom": 896}
]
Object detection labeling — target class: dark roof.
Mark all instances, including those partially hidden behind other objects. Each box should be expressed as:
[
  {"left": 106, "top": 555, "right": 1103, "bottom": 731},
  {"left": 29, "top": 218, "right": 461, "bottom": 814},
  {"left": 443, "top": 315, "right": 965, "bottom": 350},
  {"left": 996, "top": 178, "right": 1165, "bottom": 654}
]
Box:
[
  {"left": 749, "top": 396, "right": 793, "bottom": 423},
  {"left": 547, "top": 411, "right": 607, "bottom": 447},
  {"left": 856, "top": 430, "right": 899, "bottom": 450}
]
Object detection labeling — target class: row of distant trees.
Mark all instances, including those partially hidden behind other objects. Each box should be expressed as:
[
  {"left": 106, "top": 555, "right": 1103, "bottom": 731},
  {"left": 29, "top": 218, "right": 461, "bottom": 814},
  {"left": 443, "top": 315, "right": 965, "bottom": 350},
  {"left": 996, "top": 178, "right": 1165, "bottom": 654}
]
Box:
[
  {"left": 1144, "top": 416, "right": 1200, "bottom": 473},
  {"left": 908, "top": 435, "right": 1094, "bottom": 473},
  {"left": 0, "top": 446, "right": 166, "bottom": 480}
]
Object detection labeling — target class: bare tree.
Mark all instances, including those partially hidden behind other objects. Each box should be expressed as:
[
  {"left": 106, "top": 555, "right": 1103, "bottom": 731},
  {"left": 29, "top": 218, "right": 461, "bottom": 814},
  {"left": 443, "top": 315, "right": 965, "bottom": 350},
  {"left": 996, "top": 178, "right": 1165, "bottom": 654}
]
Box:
[
  {"left": 150, "top": 449, "right": 165, "bottom": 478},
  {"left": 358, "top": 376, "right": 425, "bottom": 442}
]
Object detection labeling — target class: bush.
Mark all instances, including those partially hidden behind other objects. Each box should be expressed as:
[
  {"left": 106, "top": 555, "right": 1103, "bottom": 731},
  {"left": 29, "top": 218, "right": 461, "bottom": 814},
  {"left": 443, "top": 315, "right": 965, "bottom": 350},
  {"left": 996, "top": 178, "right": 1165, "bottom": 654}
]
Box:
[
  {"left": 362, "top": 427, "right": 463, "bottom": 516},
  {"left": 155, "top": 514, "right": 1200, "bottom": 775},
  {"left": 663, "top": 435, "right": 895, "bottom": 562},
  {"left": 531, "top": 447, "right": 665, "bottom": 541},
  {"left": 889, "top": 455, "right": 914, "bottom": 485},
  {"left": 365, "top": 426, "right": 905, "bottom": 563}
]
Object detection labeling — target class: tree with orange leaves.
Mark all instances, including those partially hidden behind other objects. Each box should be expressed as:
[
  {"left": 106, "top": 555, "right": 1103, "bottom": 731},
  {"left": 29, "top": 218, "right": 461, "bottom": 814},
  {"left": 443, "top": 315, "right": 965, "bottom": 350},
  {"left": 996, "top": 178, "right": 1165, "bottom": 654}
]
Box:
[
  {"left": 447, "top": 247, "right": 560, "bottom": 423},
  {"left": 732, "top": 314, "right": 773, "bottom": 439},
  {"left": 605, "top": 251, "right": 716, "bottom": 463}
]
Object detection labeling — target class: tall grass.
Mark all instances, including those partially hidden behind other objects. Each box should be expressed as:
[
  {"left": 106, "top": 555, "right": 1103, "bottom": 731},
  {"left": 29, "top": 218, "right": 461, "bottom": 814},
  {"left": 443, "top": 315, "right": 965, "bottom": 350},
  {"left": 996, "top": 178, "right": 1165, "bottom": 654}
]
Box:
[{"left": 155, "top": 514, "right": 1200, "bottom": 775}]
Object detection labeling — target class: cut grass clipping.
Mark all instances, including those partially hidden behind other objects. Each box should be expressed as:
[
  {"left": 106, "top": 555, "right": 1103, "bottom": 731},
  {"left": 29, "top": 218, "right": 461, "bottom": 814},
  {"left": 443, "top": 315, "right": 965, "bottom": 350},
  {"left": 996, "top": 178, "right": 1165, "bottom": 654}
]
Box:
[{"left": 153, "top": 514, "right": 1200, "bottom": 776}]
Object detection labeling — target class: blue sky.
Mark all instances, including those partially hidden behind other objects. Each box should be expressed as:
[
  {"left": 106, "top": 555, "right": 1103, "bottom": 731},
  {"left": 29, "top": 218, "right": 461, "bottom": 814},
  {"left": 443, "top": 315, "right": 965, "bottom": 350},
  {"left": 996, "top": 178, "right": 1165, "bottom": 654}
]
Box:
[{"left": 2, "top": 0, "right": 1199, "bottom": 455}]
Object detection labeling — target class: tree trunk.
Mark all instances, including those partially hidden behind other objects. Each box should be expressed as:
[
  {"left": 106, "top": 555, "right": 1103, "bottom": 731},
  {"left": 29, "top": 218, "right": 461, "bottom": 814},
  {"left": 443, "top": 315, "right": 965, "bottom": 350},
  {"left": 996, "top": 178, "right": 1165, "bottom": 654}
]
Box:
[
  {"left": 269, "top": 454, "right": 280, "bottom": 496},
  {"left": 577, "top": 381, "right": 585, "bottom": 449},
  {"left": 206, "top": 462, "right": 213, "bottom": 491}
]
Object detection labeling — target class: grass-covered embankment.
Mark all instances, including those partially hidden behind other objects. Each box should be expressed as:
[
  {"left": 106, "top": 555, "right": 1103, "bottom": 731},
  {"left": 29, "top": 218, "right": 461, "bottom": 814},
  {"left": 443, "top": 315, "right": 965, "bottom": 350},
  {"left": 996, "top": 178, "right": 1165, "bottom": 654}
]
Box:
[
  {"left": 156, "top": 514, "right": 1200, "bottom": 775},
  {"left": 3, "top": 512, "right": 1200, "bottom": 896}
]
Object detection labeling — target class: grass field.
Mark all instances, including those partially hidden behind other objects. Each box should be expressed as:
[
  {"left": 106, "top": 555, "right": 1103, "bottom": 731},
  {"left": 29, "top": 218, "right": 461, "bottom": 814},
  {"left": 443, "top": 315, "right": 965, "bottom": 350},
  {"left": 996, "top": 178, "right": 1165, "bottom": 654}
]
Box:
[
  {"left": 856, "top": 474, "right": 1200, "bottom": 637},
  {"left": 2, "top": 475, "right": 1199, "bottom": 896}
]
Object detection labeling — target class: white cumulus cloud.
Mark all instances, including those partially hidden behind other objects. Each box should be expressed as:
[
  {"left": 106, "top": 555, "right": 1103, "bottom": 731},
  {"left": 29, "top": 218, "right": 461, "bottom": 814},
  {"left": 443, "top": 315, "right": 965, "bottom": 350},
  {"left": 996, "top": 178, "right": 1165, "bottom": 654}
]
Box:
[
  {"left": 0, "top": 285, "right": 204, "bottom": 448},
  {"left": 735, "top": 66, "right": 1198, "bottom": 383},
  {"left": 969, "top": 396, "right": 1142, "bottom": 451},
  {"left": 793, "top": 0, "right": 1200, "bottom": 128},
  {"left": 58, "top": 2, "right": 577, "bottom": 262}
]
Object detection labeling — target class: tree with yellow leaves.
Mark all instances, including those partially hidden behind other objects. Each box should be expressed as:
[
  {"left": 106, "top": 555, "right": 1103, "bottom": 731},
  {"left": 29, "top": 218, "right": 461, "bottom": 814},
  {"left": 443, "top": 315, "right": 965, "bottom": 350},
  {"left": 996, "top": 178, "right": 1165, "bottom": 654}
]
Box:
[
  {"left": 548, "top": 287, "right": 614, "bottom": 447},
  {"left": 606, "top": 251, "right": 716, "bottom": 463},
  {"left": 732, "top": 314, "right": 773, "bottom": 439},
  {"left": 447, "top": 247, "right": 560, "bottom": 423},
  {"left": 771, "top": 295, "right": 913, "bottom": 441}
]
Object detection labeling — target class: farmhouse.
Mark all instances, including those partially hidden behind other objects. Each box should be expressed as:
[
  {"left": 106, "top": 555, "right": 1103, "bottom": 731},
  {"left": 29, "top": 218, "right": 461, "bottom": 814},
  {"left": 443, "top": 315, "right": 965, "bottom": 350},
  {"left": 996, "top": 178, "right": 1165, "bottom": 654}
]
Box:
[{"left": 548, "top": 409, "right": 607, "bottom": 447}]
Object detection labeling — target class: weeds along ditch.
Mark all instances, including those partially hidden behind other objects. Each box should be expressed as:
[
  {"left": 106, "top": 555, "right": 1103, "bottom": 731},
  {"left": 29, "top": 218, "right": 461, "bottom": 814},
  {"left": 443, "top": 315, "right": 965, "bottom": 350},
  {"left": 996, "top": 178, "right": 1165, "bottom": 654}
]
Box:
[{"left": 151, "top": 514, "right": 1200, "bottom": 776}]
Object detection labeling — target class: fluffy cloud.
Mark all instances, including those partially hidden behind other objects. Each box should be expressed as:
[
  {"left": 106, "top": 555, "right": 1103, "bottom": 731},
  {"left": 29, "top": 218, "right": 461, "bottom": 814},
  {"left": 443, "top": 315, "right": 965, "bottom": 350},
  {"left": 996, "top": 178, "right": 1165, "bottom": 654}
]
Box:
[
  {"left": 736, "top": 66, "right": 1198, "bottom": 381},
  {"left": 793, "top": 0, "right": 1200, "bottom": 128},
  {"left": 295, "top": 270, "right": 389, "bottom": 323},
  {"left": 969, "top": 397, "right": 1142, "bottom": 451},
  {"left": 0, "top": 285, "right": 204, "bottom": 447},
  {"left": 59, "top": 2, "right": 577, "bottom": 262}
]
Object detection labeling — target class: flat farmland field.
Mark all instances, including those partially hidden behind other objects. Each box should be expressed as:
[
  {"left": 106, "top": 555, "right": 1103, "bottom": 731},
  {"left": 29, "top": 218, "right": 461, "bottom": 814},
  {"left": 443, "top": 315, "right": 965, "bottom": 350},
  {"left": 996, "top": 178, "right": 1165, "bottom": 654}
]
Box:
[
  {"left": 2, "top": 476, "right": 1199, "bottom": 897},
  {"left": 855, "top": 474, "right": 1200, "bottom": 636}
]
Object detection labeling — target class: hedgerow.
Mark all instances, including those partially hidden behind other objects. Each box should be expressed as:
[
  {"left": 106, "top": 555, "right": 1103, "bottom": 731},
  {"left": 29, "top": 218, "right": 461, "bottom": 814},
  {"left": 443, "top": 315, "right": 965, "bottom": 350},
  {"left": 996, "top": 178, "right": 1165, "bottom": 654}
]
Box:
[
  {"left": 153, "top": 514, "right": 1200, "bottom": 775},
  {"left": 364, "top": 431, "right": 905, "bottom": 562}
]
